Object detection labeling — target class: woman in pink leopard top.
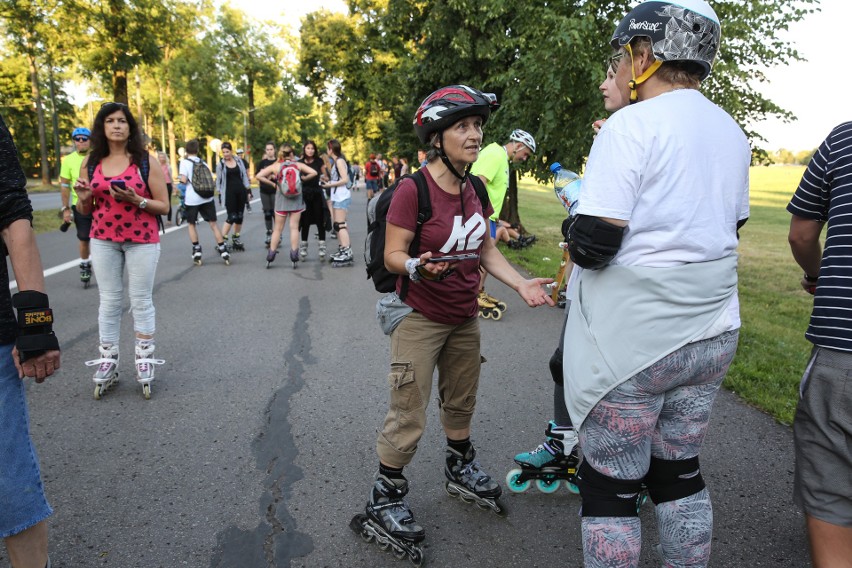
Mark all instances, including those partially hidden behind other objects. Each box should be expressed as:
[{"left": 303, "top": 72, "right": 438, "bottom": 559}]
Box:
[{"left": 74, "top": 102, "right": 169, "bottom": 398}]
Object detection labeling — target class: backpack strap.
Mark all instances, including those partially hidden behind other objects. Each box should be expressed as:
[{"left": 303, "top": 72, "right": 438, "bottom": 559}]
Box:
[
  {"left": 468, "top": 174, "right": 490, "bottom": 212},
  {"left": 399, "top": 169, "right": 430, "bottom": 302}
]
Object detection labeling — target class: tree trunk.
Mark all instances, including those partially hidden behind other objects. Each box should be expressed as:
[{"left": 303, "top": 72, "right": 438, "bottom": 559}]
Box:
[
  {"left": 29, "top": 54, "right": 51, "bottom": 186},
  {"left": 47, "top": 59, "right": 61, "bottom": 179},
  {"left": 113, "top": 69, "right": 128, "bottom": 105},
  {"left": 500, "top": 170, "right": 524, "bottom": 233}
]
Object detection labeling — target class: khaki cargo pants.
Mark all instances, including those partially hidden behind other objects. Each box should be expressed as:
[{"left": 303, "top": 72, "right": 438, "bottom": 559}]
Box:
[{"left": 376, "top": 311, "right": 483, "bottom": 468}]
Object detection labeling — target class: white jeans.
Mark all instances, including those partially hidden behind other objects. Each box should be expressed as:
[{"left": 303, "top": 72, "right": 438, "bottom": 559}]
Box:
[{"left": 90, "top": 238, "right": 161, "bottom": 344}]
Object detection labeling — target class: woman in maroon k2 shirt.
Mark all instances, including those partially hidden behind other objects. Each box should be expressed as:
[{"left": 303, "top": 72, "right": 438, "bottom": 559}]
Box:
[{"left": 350, "top": 85, "right": 554, "bottom": 560}]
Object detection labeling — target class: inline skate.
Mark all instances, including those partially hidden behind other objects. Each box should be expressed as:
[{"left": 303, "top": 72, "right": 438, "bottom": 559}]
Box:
[
  {"left": 506, "top": 421, "right": 580, "bottom": 494},
  {"left": 444, "top": 445, "right": 507, "bottom": 516},
  {"left": 318, "top": 240, "right": 327, "bottom": 261},
  {"left": 216, "top": 242, "right": 231, "bottom": 265},
  {"left": 135, "top": 340, "right": 164, "bottom": 400},
  {"left": 87, "top": 344, "right": 119, "bottom": 400},
  {"left": 264, "top": 229, "right": 272, "bottom": 246},
  {"left": 231, "top": 234, "right": 245, "bottom": 252},
  {"left": 289, "top": 248, "right": 300, "bottom": 269},
  {"left": 299, "top": 240, "right": 308, "bottom": 260},
  {"left": 265, "top": 249, "right": 277, "bottom": 269},
  {"left": 478, "top": 289, "right": 507, "bottom": 312},
  {"left": 477, "top": 292, "right": 503, "bottom": 320},
  {"left": 80, "top": 260, "right": 92, "bottom": 289},
  {"left": 330, "top": 245, "right": 354, "bottom": 267},
  {"left": 192, "top": 244, "right": 203, "bottom": 266},
  {"left": 350, "top": 474, "right": 425, "bottom": 566}
]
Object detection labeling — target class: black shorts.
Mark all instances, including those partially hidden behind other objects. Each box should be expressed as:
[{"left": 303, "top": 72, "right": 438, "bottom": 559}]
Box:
[
  {"left": 72, "top": 205, "right": 92, "bottom": 241},
  {"left": 185, "top": 200, "right": 218, "bottom": 224}
]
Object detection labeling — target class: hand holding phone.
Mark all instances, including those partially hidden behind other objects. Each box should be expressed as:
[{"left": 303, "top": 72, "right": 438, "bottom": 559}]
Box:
[{"left": 110, "top": 180, "right": 128, "bottom": 201}]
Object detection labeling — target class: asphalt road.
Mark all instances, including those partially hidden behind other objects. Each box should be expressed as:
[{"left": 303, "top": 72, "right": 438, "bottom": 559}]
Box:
[
  {"left": 29, "top": 190, "right": 62, "bottom": 212},
  {"left": 5, "top": 189, "right": 809, "bottom": 567}
]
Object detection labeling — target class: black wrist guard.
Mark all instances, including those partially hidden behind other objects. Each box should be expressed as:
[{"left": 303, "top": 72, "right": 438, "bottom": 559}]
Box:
[{"left": 12, "top": 290, "right": 60, "bottom": 362}]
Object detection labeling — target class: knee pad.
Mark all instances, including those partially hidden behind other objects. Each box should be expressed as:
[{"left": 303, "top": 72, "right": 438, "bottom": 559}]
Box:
[
  {"left": 232, "top": 212, "right": 244, "bottom": 225},
  {"left": 549, "top": 346, "right": 564, "bottom": 385},
  {"left": 577, "top": 460, "right": 644, "bottom": 517},
  {"left": 226, "top": 212, "right": 239, "bottom": 224},
  {"left": 264, "top": 210, "right": 274, "bottom": 222},
  {"left": 645, "top": 456, "right": 705, "bottom": 505},
  {"left": 333, "top": 221, "right": 347, "bottom": 233}
]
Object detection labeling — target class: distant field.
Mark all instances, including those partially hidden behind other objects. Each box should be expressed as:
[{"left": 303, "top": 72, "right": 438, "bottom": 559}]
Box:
[{"left": 505, "top": 165, "right": 810, "bottom": 425}]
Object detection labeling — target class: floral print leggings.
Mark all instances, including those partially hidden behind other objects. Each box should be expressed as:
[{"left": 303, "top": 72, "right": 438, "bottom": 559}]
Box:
[{"left": 579, "top": 330, "right": 739, "bottom": 568}]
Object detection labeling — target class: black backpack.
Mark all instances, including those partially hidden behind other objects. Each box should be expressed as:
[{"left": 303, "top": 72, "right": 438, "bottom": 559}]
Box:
[
  {"left": 88, "top": 154, "right": 165, "bottom": 234},
  {"left": 364, "top": 169, "right": 489, "bottom": 299}
]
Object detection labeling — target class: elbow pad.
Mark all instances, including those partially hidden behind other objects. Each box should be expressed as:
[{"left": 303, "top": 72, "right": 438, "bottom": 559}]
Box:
[{"left": 567, "top": 215, "right": 625, "bottom": 270}]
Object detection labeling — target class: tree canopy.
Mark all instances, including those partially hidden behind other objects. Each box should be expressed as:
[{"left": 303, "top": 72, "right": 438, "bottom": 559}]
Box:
[{"left": 1, "top": 0, "right": 819, "bottom": 185}]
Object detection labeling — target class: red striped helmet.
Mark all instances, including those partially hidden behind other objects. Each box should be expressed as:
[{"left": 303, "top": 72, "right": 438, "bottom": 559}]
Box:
[{"left": 413, "top": 85, "right": 499, "bottom": 144}]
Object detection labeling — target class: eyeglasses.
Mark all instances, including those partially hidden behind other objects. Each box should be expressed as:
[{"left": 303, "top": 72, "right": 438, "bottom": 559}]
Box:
[
  {"left": 608, "top": 51, "right": 627, "bottom": 71},
  {"left": 73, "top": 137, "right": 89, "bottom": 142}
]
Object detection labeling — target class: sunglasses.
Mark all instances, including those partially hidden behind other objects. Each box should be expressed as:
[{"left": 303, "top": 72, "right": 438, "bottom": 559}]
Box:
[
  {"left": 100, "top": 101, "right": 129, "bottom": 109},
  {"left": 608, "top": 51, "right": 627, "bottom": 72},
  {"left": 73, "top": 137, "right": 89, "bottom": 142}
]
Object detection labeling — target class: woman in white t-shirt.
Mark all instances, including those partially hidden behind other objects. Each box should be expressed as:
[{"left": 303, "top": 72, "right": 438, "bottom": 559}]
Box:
[{"left": 563, "top": 2, "right": 750, "bottom": 566}]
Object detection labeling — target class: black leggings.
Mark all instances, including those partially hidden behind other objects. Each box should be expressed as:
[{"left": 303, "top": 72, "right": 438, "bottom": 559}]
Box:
[{"left": 300, "top": 187, "right": 326, "bottom": 240}]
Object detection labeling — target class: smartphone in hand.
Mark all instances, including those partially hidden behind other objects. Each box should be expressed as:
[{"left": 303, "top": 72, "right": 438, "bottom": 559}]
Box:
[
  {"left": 110, "top": 180, "right": 127, "bottom": 201},
  {"left": 426, "top": 253, "right": 480, "bottom": 263}
]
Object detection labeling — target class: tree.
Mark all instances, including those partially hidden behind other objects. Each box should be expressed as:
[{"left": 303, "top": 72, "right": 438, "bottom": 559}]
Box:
[
  {"left": 78, "top": 0, "right": 176, "bottom": 104},
  {"left": 303, "top": 0, "right": 817, "bottom": 225}
]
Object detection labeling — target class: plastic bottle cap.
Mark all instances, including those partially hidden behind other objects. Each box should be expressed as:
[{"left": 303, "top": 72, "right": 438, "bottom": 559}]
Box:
[{"left": 549, "top": 162, "right": 562, "bottom": 173}]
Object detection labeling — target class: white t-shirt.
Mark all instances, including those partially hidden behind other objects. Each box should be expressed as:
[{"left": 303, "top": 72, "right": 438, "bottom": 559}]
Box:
[
  {"left": 577, "top": 88, "right": 750, "bottom": 330},
  {"left": 330, "top": 156, "right": 351, "bottom": 203},
  {"left": 179, "top": 156, "right": 215, "bottom": 206}
]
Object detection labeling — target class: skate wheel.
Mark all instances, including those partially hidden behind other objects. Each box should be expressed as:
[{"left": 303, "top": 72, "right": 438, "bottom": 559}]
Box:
[
  {"left": 409, "top": 548, "right": 424, "bottom": 566},
  {"left": 490, "top": 309, "right": 503, "bottom": 321},
  {"left": 142, "top": 383, "right": 151, "bottom": 400},
  {"left": 491, "top": 499, "right": 508, "bottom": 517},
  {"left": 444, "top": 481, "right": 459, "bottom": 497},
  {"left": 482, "top": 310, "right": 492, "bottom": 319},
  {"left": 94, "top": 385, "right": 102, "bottom": 400},
  {"left": 224, "top": 259, "right": 230, "bottom": 265},
  {"left": 505, "top": 469, "right": 531, "bottom": 493},
  {"left": 565, "top": 481, "right": 580, "bottom": 495},
  {"left": 349, "top": 514, "right": 372, "bottom": 542},
  {"left": 497, "top": 302, "right": 507, "bottom": 311},
  {"left": 536, "top": 479, "right": 561, "bottom": 494}
]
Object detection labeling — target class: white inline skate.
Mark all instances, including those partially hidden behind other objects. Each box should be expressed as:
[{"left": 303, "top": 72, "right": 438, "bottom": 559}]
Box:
[
  {"left": 87, "top": 344, "right": 119, "bottom": 400},
  {"left": 134, "top": 340, "right": 164, "bottom": 400}
]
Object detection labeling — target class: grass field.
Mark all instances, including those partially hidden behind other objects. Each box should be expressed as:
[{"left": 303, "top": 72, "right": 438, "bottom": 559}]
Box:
[{"left": 504, "top": 165, "right": 810, "bottom": 425}]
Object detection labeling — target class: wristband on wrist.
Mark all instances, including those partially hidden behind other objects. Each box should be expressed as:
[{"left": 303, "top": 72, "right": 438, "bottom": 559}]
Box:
[
  {"left": 405, "top": 257, "right": 422, "bottom": 282},
  {"left": 12, "top": 291, "right": 60, "bottom": 363},
  {"left": 804, "top": 273, "right": 819, "bottom": 283}
]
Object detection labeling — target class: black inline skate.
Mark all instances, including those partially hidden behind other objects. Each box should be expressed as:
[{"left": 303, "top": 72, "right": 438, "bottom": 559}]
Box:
[
  {"left": 289, "top": 248, "right": 299, "bottom": 269},
  {"left": 350, "top": 474, "right": 425, "bottom": 566},
  {"left": 264, "top": 229, "right": 272, "bottom": 246},
  {"left": 192, "top": 244, "right": 203, "bottom": 266},
  {"left": 80, "top": 260, "right": 92, "bottom": 288},
  {"left": 444, "top": 445, "right": 507, "bottom": 515},
  {"left": 231, "top": 234, "right": 245, "bottom": 252},
  {"left": 216, "top": 242, "right": 231, "bottom": 265},
  {"left": 506, "top": 421, "right": 580, "bottom": 494},
  {"left": 265, "top": 249, "right": 277, "bottom": 268}
]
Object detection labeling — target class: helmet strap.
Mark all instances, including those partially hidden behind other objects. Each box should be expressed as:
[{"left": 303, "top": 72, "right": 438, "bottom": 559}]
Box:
[{"left": 626, "top": 43, "right": 662, "bottom": 103}]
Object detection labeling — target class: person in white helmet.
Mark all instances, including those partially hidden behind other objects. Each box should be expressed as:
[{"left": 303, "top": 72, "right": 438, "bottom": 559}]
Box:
[
  {"left": 562, "top": 1, "right": 750, "bottom": 566},
  {"left": 470, "top": 128, "right": 537, "bottom": 315}
]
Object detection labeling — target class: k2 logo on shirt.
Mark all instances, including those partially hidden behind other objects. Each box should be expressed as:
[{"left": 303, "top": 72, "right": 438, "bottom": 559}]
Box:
[{"left": 440, "top": 213, "right": 487, "bottom": 252}]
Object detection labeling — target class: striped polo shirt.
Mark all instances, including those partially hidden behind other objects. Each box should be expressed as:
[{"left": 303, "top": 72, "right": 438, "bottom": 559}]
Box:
[{"left": 787, "top": 121, "right": 852, "bottom": 351}]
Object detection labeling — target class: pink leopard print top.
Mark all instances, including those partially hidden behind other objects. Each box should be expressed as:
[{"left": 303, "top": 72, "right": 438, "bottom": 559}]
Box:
[{"left": 90, "top": 162, "right": 159, "bottom": 244}]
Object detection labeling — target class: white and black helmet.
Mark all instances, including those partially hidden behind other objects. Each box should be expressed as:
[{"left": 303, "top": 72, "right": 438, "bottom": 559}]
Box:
[
  {"left": 611, "top": 0, "right": 721, "bottom": 80},
  {"left": 509, "top": 129, "right": 536, "bottom": 153}
]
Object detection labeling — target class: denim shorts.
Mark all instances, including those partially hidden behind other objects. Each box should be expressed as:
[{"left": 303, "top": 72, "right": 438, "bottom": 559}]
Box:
[
  {"left": 793, "top": 346, "right": 852, "bottom": 526},
  {"left": 332, "top": 198, "right": 351, "bottom": 211},
  {"left": 0, "top": 343, "right": 53, "bottom": 538}
]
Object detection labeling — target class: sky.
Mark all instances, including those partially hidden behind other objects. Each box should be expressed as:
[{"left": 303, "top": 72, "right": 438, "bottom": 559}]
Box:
[{"left": 219, "top": 0, "right": 849, "bottom": 152}]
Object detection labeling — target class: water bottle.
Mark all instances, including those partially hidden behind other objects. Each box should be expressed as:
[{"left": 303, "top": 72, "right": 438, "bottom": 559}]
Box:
[{"left": 549, "top": 162, "right": 582, "bottom": 216}]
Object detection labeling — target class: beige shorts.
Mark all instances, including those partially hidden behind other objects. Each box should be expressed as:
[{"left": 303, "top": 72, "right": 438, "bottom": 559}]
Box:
[{"left": 376, "top": 311, "right": 483, "bottom": 467}]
